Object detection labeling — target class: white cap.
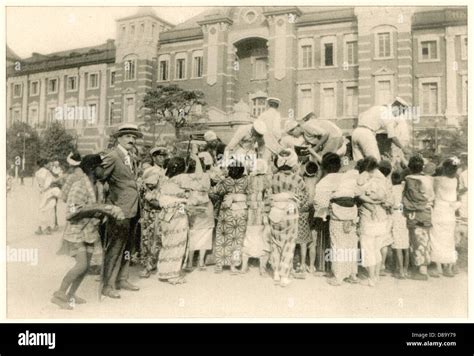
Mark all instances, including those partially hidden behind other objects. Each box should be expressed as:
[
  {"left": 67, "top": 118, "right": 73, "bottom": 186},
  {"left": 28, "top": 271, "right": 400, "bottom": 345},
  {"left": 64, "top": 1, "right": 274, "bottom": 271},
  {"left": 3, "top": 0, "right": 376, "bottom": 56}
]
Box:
[
  {"left": 284, "top": 120, "right": 299, "bottom": 134},
  {"left": 204, "top": 130, "right": 217, "bottom": 142},
  {"left": 267, "top": 97, "right": 281, "bottom": 105},
  {"left": 253, "top": 120, "right": 267, "bottom": 135}
]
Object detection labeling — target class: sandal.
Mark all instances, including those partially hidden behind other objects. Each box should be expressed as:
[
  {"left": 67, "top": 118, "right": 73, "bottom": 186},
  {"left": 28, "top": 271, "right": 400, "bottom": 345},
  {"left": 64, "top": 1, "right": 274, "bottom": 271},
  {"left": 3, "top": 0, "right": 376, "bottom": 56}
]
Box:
[
  {"left": 327, "top": 278, "right": 342, "bottom": 286},
  {"left": 345, "top": 276, "right": 361, "bottom": 284},
  {"left": 169, "top": 277, "right": 186, "bottom": 285},
  {"left": 198, "top": 264, "right": 207, "bottom": 271}
]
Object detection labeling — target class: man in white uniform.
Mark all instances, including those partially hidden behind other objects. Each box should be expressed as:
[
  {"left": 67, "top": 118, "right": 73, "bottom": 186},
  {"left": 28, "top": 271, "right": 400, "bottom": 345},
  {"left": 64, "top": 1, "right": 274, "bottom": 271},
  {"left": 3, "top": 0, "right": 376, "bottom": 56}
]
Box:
[
  {"left": 225, "top": 120, "right": 266, "bottom": 172},
  {"left": 257, "top": 97, "right": 283, "bottom": 161},
  {"left": 352, "top": 97, "right": 410, "bottom": 162}
]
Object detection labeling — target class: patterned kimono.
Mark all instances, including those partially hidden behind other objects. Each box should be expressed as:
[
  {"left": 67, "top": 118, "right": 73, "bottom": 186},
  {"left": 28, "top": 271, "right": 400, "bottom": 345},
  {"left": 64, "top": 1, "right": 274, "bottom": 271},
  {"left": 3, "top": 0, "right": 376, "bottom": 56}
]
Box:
[
  {"left": 157, "top": 174, "right": 203, "bottom": 280},
  {"left": 402, "top": 174, "right": 434, "bottom": 267},
  {"left": 139, "top": 167, "right": 166, "bottom": 272},
  {"left": 211, "top": 177, "right": 248, "bottom": 268},
  {"left": 269, "top": 171, "right": 310, "bottom": 279},
  {"left": 58, "top": 172, "right": 101, "bottom": 257},
  {"left": 243, "top": 173, "right": 271, "bottom": 258}
]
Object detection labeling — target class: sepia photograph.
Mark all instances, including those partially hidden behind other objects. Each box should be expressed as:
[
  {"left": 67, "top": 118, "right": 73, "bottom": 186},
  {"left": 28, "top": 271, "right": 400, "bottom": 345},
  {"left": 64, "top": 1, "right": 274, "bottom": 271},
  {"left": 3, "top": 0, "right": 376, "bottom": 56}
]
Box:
[{"left": 4, "top": 4, "right": 469, "bottom": 319}]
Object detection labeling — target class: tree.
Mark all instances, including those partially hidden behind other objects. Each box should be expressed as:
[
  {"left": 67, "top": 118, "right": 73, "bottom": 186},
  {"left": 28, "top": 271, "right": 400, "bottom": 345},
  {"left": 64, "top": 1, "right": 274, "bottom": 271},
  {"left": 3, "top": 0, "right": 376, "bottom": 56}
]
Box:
[
  {"left": 40, "top": 121, "right": 75, "bottom": 168},
  {"left": 141, "top": 85, "right": 206, "bottom": 141},
  {"left": 6, "top": 122, "right": 41, "bottom": 176}
]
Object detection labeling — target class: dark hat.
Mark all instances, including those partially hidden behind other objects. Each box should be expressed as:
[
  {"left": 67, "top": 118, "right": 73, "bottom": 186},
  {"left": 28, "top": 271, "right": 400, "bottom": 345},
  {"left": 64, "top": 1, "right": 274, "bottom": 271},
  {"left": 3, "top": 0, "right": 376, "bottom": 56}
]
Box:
[
  {"left": 112, "top": 123, "right": 143, "bottom": 138},
  {"left": 80, "top": 154, "right": 103, "bottom": 173}
]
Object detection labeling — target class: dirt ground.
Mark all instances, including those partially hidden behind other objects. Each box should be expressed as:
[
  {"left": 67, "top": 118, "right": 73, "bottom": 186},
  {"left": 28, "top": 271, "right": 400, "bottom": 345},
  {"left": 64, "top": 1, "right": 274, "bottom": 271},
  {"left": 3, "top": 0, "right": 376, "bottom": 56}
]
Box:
[{"left": 6, "top": 179, "right": 468, "bottom": 319}]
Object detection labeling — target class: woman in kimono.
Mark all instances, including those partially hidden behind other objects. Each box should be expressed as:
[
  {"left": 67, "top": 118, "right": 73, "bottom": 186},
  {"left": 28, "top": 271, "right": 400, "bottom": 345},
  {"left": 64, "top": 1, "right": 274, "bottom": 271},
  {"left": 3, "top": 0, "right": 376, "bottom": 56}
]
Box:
[
  {"left": 430, "top": 157, "right": 461, "bottom": 277},
  {"left": 186, "top": 154, "right": 215, "bottom": 271},
  {"left": 138, "top": 164, "right": 165, "bottom": 278},
  {"left": 402, "top": 154, "right": 434, "bottom": 281},
  {"left": 269, "top": 149, "right": 310, "bottom": 287},
  {"left": 156, "top": 156, "right": 205, "bottom": 284},
  {"left": 325, "top": 157, "right": 360, "bottom": 286},
  {"left": 52, "top": 155, "right": 124, "bottom": 309},
  {"left": 357, "top": 156, "right": 392, "bottom": 287},
  {"left": 211, "top": 161, "right": 248, "bottom": 274},
  {"left": 241, "top": 159, "right": 272, "bottom": 276}
]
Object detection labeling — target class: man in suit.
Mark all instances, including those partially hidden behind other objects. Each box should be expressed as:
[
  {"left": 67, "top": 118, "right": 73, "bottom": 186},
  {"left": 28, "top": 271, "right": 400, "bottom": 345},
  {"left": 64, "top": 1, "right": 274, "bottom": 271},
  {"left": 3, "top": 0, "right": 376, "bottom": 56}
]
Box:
[{"left": 100, "top": 123, "right": 143, "bottom": 298}]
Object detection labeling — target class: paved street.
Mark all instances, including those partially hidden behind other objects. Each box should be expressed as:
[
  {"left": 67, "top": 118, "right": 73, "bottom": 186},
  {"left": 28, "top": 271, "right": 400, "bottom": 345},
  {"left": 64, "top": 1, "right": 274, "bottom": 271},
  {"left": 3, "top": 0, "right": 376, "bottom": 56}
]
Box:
[{"left": 6, "top": 178, "right": 468, "bottom": 319}]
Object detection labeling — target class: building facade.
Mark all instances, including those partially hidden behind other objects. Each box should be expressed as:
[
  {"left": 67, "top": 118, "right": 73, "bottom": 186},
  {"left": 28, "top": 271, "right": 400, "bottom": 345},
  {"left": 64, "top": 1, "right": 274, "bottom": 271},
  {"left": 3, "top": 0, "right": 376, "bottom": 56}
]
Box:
[{"left": 6, "top": 6, "right": 468, "bottom": 153}]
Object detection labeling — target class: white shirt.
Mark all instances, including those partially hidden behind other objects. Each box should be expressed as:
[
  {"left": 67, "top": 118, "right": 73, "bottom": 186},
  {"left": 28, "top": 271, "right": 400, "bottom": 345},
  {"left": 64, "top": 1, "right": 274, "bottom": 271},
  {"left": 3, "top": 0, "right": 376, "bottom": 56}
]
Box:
[
  {"left": 258, "top": 107, "right": 283, "bottom": 153},
  {"left": 117, "top": 144, "right": 133, "bottom": 171},
  {"left": 358, "top": 105, "right": 396, "bottom": 138}
]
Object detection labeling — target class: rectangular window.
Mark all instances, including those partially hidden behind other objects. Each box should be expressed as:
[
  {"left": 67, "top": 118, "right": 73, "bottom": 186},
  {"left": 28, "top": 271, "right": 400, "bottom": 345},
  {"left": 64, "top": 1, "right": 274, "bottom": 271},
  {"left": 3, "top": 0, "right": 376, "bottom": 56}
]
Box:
[
  {"left": 462, "top": 76, "right": 468, "bottom": 114},
  {"left": 252, "top": 97, "right": 266, "bottom": 118},
  {"left": 193, "top": 55, "right": 203, "bottom": 78},
  {"left": 126, "top": 97, "right": 135, "bottom": 122},
  {"left": 48, "top": 107, "right": 56, "bottom": 122},
  {"left": 29, "top": 107, "right": 38, "bottom": 125},
  {"left": 322, "top": 87, "right": 336, "bottom": 118},
  {"left": 124, "top": 59, "right": 136, "bottom": 81},
  {"left": 13, "top": 83, "right": 22, "bottom": 98},
  {"left": 87, "top": 103, "right": 97, "bottom": 125},
  {"left": 376, "top": 80, "right": 392, "bottom": 105},
  {"left": 30, "top": 81, "right": 39, "bottom": 96},
  {"left": 176, "top": 58, "right": 186, "bottom": 79},
  {"left": 130, "top": 25, "right": 135, "bottom": 39},
  {"left": 421, "top": 40, "right": 438, "bottom": 61},
  {"left": 152, "top": 24, "right": 156, "bottom": 37},
  {"left": 67, "top": 76, "right": 78, "bottom": 91},
  {"left": 345, "top": 86, "right": 358, "bottom": 116},
  {"left": 253, "top": 57, "right": 267, "bottom": 80},
  {"left": 421, "top": 82, "right": 438, "bottom": 115},
  {"left": 299, "top": 88, "right": 313, "bottom": 116},
  {"left": 108, "top": 100, "right": 114, "bottom": 126},
  {"left": 377, "top": 33, "right": 391, "bottom": 58},
  {"left": 461, "top": 36, "right": 467, "bottom": 60},
  {"left": 48, "top": 78, "right": 58, "bottom": 94},
  {"left": 88, "top": 73, "right": 99, "bottom": 89},
  {"left": 12, "top": 108, "right": 21, "bottom": 122},
  {"left": 324, "top": 43, "right": 334, "bottom": 67},
  {"left": 301, "top": 45, "right": 313, "bottom": 68},
  {"left": 346, "top": 41, "right": 358, "bottom": 65},
  {"left": 159, "top": 60, "right": 169, "bottom": 81},
  {"left": 110, "top": 71, "right": 116, "bottom": 86}
]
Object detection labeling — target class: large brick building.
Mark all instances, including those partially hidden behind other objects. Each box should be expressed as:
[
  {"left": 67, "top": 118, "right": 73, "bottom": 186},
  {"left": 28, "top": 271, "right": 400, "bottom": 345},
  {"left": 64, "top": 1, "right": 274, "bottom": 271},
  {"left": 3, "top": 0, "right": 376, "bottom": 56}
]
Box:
[{"left": 6, "top": 6, "right": 467, "bottom": 153}]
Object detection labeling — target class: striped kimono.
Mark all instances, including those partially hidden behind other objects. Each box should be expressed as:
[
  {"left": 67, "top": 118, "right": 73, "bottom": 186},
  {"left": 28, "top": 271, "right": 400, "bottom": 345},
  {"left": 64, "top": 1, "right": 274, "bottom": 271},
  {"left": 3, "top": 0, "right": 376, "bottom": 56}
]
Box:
[
  {"left": 269, "top": 171, "right": 310, "bottom": 279},
  {"left": 157, "top": 173, "right": 204, "bottom": 280}
]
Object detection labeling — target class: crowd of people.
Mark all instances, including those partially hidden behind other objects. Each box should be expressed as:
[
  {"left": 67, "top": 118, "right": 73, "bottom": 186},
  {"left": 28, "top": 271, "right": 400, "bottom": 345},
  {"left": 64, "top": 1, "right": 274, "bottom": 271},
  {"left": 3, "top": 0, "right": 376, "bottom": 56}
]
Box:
[{"left": 32, "top": 97, "right": 468, "bottom": 310}]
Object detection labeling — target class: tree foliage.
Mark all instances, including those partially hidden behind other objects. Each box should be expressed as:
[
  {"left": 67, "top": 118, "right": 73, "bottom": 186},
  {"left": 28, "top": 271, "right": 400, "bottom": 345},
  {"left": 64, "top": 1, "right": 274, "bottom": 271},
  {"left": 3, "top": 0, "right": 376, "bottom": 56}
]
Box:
[
  {"left": 6, "top": 121, "right": 41, "bottom": 176},
  {"left": 40, "top": 121, "right": 75, "bottom": 167},
  {"left": 141, "top": 85, "right": 206, "bottom": 140}
]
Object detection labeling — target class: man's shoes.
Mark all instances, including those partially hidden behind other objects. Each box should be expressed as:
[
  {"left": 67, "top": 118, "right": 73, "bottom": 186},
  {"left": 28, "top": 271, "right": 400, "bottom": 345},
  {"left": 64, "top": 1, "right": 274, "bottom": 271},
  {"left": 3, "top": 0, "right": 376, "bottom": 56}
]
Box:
[
  {"left": 117, "top": 280, "right": 139, "bottom": 291},
  {"left": 102, "top": 288, "right": 121, "bottom": 299},
  {"left": 68, "top": 294, "right": 86, "bottom": 304}
]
